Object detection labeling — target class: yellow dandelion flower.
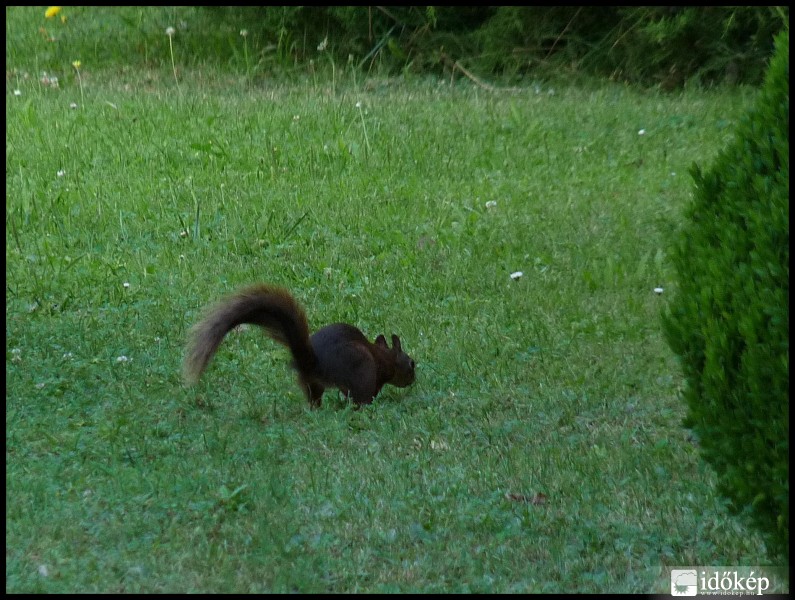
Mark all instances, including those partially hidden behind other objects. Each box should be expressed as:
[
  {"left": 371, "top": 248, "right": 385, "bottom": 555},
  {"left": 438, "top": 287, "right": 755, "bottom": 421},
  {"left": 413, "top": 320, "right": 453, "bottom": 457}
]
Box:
[
  {"left": 45, "top": 6, "right": 61, "bottom": 19},
  {"left": 72, "top": 60, "right": 81, "bottom": 69}
]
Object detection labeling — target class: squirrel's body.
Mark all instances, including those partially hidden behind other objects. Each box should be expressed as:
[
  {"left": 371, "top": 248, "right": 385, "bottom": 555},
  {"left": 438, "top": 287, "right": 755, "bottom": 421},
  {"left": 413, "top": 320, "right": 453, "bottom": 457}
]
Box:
[{"left": 184, "top": 284, "right": 415, "bottom": 407}]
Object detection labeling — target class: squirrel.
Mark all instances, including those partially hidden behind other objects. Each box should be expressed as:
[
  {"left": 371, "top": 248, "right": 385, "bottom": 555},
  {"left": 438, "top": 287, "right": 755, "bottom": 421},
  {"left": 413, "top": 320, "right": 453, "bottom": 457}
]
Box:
[{"left": 183, "top": 284, "right": 416, "bottom": 407}]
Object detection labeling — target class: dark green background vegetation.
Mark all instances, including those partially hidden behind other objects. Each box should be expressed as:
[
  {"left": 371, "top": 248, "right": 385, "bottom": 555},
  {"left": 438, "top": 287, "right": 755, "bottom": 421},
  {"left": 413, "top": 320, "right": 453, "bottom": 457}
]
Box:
[{"left": 11, "top": 6, "right": 788, "bottom": 87}]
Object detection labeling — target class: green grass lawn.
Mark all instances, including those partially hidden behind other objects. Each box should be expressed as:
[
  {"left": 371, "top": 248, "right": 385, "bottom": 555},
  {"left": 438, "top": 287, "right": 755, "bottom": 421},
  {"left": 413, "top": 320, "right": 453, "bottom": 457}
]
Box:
[{"left": 6, "top": 6, "right": 776, "bottom": 593}]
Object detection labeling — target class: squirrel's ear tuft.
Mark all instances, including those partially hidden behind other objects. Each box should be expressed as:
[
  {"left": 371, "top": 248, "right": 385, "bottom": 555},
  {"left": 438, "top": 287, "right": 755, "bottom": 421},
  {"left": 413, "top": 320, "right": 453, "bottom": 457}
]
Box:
[
  {"left": 375, "top": 334, "right": 388, "bottom": 348},
  {"left": 391, "top": 334, "right": 402, "bottom": 352}
]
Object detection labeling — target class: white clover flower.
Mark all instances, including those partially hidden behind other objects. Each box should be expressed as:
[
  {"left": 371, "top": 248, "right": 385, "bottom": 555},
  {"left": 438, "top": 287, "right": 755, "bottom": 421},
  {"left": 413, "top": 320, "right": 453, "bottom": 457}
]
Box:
[
  {"left": 62, "top": 352, "right": 74, "bottom": 359},
  {"left": 69, "top": 102, "right": 78, "bottom": 109},
  {"left": 485, "top": 200, "right": 497, "bottom": 209},
  {"left": 355, "top": 101, "right": 362, "bottom": 109},
  {"left": 653, "top": 287, "right": 664, "bottom": 295},
  {"left": 14, "top": 89, "right": 22, "bottom": 96},
  {"left": 116, "top": 355, "right": 129, "bottom": 363},
  {"left": 240, "top": 29, "right": 248, "bottom": 37},
  {"left": 57, "top": 170, "right": 65, "bottom": 177},
  {"left": 123, "top": 282, "right": 130, "bottom": 288},
  {"left": 40, "top": 73, "right": 59, "bottom": 88},
  {"left": 317, "top": 37, "right": 328, "bottom": 52},
  {"left": 638, "top": 129, "right": 646, "bottom": 136},
  {"left": 510, "top": 271, "right": 523, "bottom": 280},
  {"left": 165, "top": 26, "right": 175, "bottom": 37}
]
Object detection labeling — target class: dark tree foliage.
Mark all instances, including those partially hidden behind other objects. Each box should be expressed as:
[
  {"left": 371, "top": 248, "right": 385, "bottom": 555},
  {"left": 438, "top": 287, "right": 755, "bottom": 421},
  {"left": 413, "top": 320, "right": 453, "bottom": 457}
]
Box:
[{"left": 202, "top": 6, "right": 787, "bottom": 88}]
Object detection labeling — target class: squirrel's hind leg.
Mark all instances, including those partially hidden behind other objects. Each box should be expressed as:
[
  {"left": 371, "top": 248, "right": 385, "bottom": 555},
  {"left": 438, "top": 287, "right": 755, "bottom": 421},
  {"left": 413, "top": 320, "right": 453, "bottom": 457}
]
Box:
[{"left": 299, "top": 376, "right": 324, "bottom": 408}]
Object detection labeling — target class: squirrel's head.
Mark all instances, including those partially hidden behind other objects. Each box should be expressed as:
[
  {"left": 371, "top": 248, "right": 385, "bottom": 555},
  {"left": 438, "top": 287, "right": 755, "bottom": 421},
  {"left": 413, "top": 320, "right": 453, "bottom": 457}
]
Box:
[{"left": 375, "top": 333, "right": 416, "bottom": 387}]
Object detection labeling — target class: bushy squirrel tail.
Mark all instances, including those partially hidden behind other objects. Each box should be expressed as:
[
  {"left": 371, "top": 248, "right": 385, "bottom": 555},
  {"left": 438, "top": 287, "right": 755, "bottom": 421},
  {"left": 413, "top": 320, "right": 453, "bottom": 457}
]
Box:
[{"left": 183, "top": 284, "right": 317, "bottom": 384}]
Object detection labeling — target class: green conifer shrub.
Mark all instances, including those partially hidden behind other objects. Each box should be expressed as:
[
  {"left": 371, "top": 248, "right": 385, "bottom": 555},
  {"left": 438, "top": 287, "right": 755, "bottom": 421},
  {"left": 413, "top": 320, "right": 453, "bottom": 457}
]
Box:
[{"left": 663, "top": 30, "right": 789, "bottom": 561}]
